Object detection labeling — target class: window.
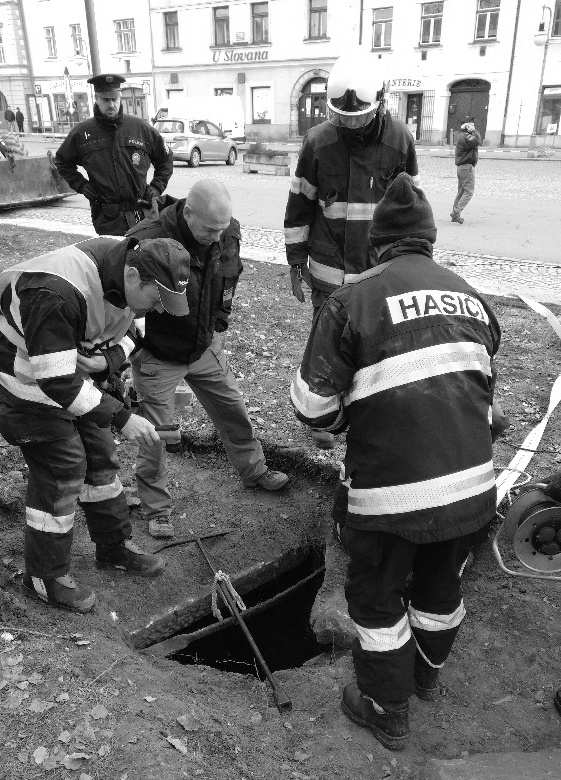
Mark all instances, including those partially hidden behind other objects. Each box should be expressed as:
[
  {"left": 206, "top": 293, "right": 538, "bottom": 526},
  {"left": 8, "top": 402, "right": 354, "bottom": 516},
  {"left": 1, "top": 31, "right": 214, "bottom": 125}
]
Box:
[
  {"left": 475, "top": 0, "right": 500, "bottom": 40},
  {"left": 420, "top": 2, "right": 442, "bottom": 44},
  {"left": 114, "top": 18, "right": 136, "bottom": 53},
  {"left": 251, "top": 2, "right": 269, "bottom": 43},
  {"left": 0, "top": 24, "right": 4, "bottom": 64},
  {"left": 214, "top": 6, "right": 229, "bottom": 46},
  {"left": 206, "top": 121, "right": 222, "bottom": 136},
  {"left": 70, "top": 23, "right": 84, "bottom": 56},
  {"left": 372, "top": 7, "right": 392, "bottom": 49},
  {"left": 553, "top": 1, "right": 561, "bottom": 37},
  {"left": 215, "top": 87, "right": 233, "bottom": 95},
  {"left": 309, "top": 0, "right": 327, "bottom": 38},
  {"left": 251, "top": 86, "right": 271, "bottom": 123},
  {"left": 164, "top": 11, "right": 179, "bottom": 49},
  {"left": 45, "top": 26, "right": 57, "bottom": 57}
]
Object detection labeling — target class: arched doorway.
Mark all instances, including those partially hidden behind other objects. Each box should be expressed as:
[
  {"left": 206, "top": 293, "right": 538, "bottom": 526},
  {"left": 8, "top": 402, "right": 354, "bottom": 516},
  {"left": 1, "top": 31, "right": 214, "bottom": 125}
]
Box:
[
  {"left": 297, "top": 77, "right": 327, "bottom": 135},
  {"left": 447, "top": 79, "right": 490, "bottom": 141}
]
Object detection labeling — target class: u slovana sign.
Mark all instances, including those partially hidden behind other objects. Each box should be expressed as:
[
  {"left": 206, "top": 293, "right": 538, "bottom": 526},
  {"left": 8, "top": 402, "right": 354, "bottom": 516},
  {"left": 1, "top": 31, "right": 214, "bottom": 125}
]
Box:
[{"left": 212, "top": 48, "right": 269, "bottom": 63}]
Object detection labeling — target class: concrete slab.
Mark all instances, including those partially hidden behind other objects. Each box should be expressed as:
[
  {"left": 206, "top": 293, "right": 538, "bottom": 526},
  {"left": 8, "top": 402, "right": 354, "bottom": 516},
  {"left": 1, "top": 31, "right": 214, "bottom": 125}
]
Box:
[{"left": 423, "top": 749, "right": 561, "bottom": 780}]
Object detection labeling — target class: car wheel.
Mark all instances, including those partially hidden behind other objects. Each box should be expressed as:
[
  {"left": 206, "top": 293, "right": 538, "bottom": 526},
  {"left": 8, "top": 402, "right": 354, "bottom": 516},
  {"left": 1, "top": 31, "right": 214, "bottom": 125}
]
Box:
[
  {"left": 188, "top": 148, "right": 201, "bottom": 168},
  {"left": 225, "top": 148, "right": 237, "bottom": 166}
]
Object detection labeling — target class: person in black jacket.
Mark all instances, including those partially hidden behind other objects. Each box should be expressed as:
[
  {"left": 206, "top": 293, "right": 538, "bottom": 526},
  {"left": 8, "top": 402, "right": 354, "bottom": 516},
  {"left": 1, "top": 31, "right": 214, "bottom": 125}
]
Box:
[
  {"left": 451, "top": 119, "right": 482, "bottom": 224},
  {"left": 127, "top": 180, "right": 289, "bottom": 539},
  {"left": 291, "top": 173, "right": 501, "bottom": 750},
  {"left": 54, "top": 74, "right": 173, "bottom": 236}
]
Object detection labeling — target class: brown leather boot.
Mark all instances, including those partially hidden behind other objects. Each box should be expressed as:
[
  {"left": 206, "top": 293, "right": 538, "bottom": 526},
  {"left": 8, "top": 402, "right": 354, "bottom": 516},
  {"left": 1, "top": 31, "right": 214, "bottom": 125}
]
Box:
[{"left": 341, "top": 682, "right": 409, "bottom": 751}]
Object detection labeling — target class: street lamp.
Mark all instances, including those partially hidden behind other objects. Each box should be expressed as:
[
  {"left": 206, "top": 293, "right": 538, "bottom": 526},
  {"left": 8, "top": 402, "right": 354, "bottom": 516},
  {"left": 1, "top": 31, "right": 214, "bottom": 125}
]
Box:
[{"left": 533, "top": 5, "right": 553, "bottom": 137}]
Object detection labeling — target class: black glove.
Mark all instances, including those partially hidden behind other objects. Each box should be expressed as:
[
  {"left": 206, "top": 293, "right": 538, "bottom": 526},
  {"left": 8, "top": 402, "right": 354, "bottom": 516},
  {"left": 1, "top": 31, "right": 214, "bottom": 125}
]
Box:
[
  {"left": 289, "top": 263, "right": 312, "bottom": 303},
  {"left": 540, "top": 471, "right": 561, "bottom": 502}
]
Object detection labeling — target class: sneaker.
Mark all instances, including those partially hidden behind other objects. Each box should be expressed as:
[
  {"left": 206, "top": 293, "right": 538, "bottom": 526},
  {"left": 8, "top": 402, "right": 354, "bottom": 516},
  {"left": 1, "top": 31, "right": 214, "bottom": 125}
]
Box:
[
  {"left": 414, "top": 655, "right": 441, "bottom": 702},
  {"left": 96, "top": 539, "right": 165, "bottom": 577},
  {"left": 311, "top": 430, "right": 335, "bottom": 449},
  {"left": 148, "top": 515, "right": 175, "bottom": 539},
  {"left": 244, "top": 469, "right": 289, "bottom": 491},
  {"left": 341, "top": 682, "right": 409, "bottom": 751},
  {"left": 450, "top": 212, "right": 464, "bottom": 224},
  {"left": 22, "top": 573, "right": 96, "bottom": 613}
]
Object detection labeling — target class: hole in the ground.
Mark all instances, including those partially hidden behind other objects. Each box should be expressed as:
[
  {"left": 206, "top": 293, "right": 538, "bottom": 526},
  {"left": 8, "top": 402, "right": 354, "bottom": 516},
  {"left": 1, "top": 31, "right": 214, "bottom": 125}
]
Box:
[{"left": 171, "top": 546, "right": 326, "bottom": 676}]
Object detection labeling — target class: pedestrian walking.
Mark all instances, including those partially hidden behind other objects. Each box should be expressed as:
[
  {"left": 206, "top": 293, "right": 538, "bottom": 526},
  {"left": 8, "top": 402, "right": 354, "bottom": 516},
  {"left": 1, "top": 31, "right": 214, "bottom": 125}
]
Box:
[
  {"left": 126, "top": 180, "right": 288, "bottom": 539},
  {"left": 15, "top": 108, "right": 24, "bottom": 133},
  {"left": 291, "top": 173, "right": 501, "bottom": 750},
  {"left": 284, "top": 48, "right": 418, "bottom": 449},
  {"left": 54, "top": 73, "right": 173, "bottom": 236},
  {"left": 451, "top": 119, "right": 482, "bottom": 224},
  {"left": 0, "top": 235, "right": 191, "bottom": 613},
  {"left": 3, "top": 107, "right": 16, "bottom": 131}
]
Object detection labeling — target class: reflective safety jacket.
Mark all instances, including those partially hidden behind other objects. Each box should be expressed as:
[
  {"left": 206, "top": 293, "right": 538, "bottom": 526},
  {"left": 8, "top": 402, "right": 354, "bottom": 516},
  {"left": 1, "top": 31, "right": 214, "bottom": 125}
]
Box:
[
  {"left": 291, "top": 241, "right": 501, "bottom": 542},
  {"left": 126, "top": 197, "right": 242, "bottom": 365},
  {"left": 284, "top": 115, "right": 418, "bottom": 295},
  {"left": 0, "top": 238, "right": 136, "bottom": 429}
]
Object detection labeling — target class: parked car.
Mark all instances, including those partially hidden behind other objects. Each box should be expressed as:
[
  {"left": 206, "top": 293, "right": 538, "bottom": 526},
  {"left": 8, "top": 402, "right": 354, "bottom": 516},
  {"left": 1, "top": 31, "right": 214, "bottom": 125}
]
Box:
[{"left": 154, "top": 118, "right": 238, "bottom": 168}]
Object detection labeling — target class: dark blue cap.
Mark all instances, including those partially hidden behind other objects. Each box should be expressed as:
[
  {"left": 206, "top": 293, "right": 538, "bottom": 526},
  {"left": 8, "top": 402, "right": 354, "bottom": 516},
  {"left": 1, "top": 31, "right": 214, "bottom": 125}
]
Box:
[{"left": 87, "top": 73, "right": 126, "bottom": 93}]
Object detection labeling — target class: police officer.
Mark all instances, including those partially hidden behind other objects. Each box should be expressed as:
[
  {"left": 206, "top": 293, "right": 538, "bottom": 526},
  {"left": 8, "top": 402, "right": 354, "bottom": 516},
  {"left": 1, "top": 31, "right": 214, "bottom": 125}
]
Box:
[{"left": 55, "top": 74, "right": 173, "bottom": 236}]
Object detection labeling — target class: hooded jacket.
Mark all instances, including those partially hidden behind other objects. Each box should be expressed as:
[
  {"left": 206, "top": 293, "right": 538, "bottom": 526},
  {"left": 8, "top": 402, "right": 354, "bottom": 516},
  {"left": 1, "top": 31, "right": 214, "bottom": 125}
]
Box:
[
  {"left": 291, "top": 239, "right": 500, "bottom": 543},
  {"left": 126, "top": 197, "right": 242, "bottom": 364},
  {"left": 284, "top": 113, "right": 418, "bottom": 294}
]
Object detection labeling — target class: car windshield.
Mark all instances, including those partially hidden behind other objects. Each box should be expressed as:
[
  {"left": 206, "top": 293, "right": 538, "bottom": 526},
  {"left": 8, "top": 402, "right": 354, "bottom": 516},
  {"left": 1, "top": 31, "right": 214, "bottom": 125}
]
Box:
[{"left": 154, "top": 120, "right": 184, "bottom": 134}]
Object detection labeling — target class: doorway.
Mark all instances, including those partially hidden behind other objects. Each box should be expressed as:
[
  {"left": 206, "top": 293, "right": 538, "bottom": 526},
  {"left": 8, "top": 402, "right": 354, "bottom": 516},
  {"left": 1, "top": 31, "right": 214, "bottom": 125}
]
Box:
[
  {"left": 447, "top": 79, "right": 490, "bottom": 142},
  {"left": 298, "top": 78, "right": 327, "bottom": 135},
  {"left": 406, "top": 93, "right": 423, "bottom": 140}
]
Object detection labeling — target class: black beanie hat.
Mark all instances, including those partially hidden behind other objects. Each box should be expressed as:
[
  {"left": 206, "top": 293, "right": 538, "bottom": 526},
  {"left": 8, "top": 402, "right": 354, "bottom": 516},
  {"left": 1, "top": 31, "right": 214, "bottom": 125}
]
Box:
[{"left": 369, "top": 172, "right": 437, "bottom": 246}]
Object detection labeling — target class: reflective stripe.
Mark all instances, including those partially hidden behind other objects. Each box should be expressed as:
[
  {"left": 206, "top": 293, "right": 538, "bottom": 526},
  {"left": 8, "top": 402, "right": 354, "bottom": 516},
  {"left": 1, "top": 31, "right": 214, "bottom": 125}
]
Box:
[
  {"left": 26, "top": 506, "right": 74, "bottom": 534},
  {"left": 309, "top": 259, "right": 344, "bottom": 287},
  {"left": 30, "top": 349, "right": 77, "bottom": 379},
  {"left": 284, "top": 225, "right": 309, "bottom": 244},
  {"left": 31, "top": 577, "right": 48, "bottom": 601},
  {"left": 346, "top": 342, "right": 492, "bottom": 405},
  {"left": 79, "top": 475, "right": 123, "bottom": 503},
  {"left": 408, "top": 601, "right": 466, "bottom": 632},
  {"left": 348, "top": 460, "right": 496, "bottom": 516},
  {"left": 0, "top": 315, "right": 26, "bottom": 350},
  {"left": 0, "top": 371, "right": 59, "bottom": 406},
  {"left": 290, "top": 368, "right": 341, "bottom": 420},
  {"left": 67, "top": 380, "right": 102, "bottom": 416},
  {"left": 355, "top": 613, "right": 411, "bottom": 652},
  {"left": 319, "top": 201, "right": 375, "bottom": 221},
  {"left": 120, "top": 335, "right": 135, "bottom": 360},
  {"left": 290, "top": 176, "right": 318, "bottom": 200},
  {"left": 488, "top": 404, "right": 493, "bottom": 425}
]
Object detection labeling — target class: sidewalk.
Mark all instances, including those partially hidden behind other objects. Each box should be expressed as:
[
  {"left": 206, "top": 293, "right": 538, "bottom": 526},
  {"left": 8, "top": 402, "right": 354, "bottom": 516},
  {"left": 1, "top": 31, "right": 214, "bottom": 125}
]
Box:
[{"left": 1, "top": 204, "right": 560, "bottom": 305}]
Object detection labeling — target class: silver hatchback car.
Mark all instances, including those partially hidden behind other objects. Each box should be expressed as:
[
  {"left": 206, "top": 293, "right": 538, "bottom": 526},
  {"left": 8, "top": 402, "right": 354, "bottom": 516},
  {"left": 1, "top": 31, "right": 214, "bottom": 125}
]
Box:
[{"left": 154, "top": 118, "right": 238, "bottom": 168}]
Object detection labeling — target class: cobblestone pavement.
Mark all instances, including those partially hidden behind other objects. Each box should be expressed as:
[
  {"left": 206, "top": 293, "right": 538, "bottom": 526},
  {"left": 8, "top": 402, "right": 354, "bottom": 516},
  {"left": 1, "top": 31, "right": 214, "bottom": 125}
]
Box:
[{"left": 1, "top": 204, "right": 560, "bottom": 305}]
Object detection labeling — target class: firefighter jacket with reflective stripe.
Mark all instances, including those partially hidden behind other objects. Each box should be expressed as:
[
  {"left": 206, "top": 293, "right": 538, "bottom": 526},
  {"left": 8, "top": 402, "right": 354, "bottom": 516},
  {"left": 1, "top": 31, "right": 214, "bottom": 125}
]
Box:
[
  {"left": 290, "top": 241, "right": 501, "bottom": 542},
  {"left": 284, "top": 114, "right": 418, "bottom": 294},
  {"left": 126, "top": 197, "right": 242, "bottom": 365},
  {"left": 0, "top": 238, "right": 135, "bottom": 429}
]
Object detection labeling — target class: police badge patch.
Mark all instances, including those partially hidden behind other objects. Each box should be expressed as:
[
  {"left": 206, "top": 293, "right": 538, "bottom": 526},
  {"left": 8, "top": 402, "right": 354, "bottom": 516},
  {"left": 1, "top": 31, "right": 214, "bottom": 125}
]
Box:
[{"left": 131, "top": 151, "right": 141, "bottom": 166}]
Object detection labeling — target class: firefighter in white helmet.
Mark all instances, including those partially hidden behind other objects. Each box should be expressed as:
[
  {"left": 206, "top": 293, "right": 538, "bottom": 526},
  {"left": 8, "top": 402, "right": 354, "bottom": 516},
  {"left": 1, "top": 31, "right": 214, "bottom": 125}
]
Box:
[{"left": 284, "top": 48, "right": 419, "bottom": 449}]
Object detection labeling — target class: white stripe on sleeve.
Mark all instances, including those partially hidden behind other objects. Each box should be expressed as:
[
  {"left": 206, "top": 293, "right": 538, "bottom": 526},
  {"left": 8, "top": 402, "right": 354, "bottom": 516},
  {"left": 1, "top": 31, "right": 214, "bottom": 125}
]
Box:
[{"left": 67, "top": 379, "right": 102, "bottom": 416}]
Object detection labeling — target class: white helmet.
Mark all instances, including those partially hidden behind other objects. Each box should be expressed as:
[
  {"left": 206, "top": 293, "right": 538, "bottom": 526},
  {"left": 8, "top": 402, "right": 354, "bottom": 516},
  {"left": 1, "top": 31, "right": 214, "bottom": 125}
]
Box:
[{"left": 327, "top": 49, "right": 387, "bottom": 129}]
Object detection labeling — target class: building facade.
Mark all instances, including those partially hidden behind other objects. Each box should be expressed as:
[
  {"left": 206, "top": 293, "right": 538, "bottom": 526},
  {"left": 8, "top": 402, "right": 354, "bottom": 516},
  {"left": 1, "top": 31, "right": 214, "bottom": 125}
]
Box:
[{"left": 1, "top": 0, "right": 560, "bottom": 146}]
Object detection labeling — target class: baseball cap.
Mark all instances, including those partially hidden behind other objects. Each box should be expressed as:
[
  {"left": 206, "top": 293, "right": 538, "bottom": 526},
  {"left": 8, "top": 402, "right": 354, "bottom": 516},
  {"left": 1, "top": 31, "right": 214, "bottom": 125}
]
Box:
[
  {"left": 88, "top": 73, "right": 125, "bottom": 95},
  {"left": 126, "top": 238, "right": 190, "bottom": 316}
]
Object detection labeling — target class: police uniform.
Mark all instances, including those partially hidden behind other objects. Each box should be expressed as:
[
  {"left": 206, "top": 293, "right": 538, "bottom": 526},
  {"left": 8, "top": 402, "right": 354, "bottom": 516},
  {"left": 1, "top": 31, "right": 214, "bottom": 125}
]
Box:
[
  {"left": 54, "top": 74, "right": 173, "bottom": 236},
  {"left": 291, "top": 174, "right": 500, "bottom": 714}
]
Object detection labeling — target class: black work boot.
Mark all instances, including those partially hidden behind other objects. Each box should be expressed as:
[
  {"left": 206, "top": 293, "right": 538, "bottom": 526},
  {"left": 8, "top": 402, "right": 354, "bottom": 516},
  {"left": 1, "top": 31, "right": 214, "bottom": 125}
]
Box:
[
  {"left": 96, "top": 539, "right": 165, "bottom": 577},
  {"left": 23, "top": 573, "right": 96, "bottom": 613},
  {"left": 414, "top": 654, "right": 441, "bottom": 702},
  {"left": 341, "top": 682, "right": 409, "bottom": 751}
]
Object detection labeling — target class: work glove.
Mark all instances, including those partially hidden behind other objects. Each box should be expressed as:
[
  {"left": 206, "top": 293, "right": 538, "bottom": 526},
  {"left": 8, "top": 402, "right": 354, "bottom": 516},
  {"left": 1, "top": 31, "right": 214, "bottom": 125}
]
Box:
[
  {"left": 536, "top": 471, "right": 561, "bottom": 503},
  {"left": 490, "top": 399, "right": 509, "bottom": 442},
  {"left": 290, "top": 263, "right": 312, "bottom": 303},
  {"left": 80, "top": 182, "right": 98, "bottom": 202}
]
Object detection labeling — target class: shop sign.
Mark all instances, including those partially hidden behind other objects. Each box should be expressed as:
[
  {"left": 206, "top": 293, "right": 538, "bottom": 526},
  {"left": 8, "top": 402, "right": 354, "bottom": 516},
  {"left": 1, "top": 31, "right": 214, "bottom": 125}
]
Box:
[
  {"left": 389, "top": 78, "right": 423, "bottom": 91},
  {"left": 212, "top": 48, "right": 269, "bottom": 64}
]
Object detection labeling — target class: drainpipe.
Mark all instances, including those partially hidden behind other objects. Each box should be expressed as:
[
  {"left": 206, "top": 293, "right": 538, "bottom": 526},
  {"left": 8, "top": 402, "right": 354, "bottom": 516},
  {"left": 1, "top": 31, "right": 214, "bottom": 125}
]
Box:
[
  {"left": 359, "top": 0, "right": 364, "bottom": 45},
  {"left": 500, "top": 0, "right": 522, "bottom": 146},
  {"left": 84, "top": 0, "right": 100, "bottom": 75},
  {"left": 532, "top": 5, "right": 553, "bottom": 137},
  {"left": 17, "top": 0, "right": 34, "bottom": 109},
  {"left": 147, "top": 0, "right": 157, "bottom": 119}
]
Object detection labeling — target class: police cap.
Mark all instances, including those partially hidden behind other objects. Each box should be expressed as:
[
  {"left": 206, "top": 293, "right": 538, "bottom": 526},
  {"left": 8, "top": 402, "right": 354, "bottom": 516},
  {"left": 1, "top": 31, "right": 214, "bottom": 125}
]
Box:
[{"left": 87, "top": 73, "right": 126, "bottom": 94}]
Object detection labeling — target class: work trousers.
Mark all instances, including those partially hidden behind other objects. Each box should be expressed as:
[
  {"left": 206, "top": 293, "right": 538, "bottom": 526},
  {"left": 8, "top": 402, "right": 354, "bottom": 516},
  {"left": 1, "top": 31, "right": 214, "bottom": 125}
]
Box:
[
  {"left": 131, "top": 336, "right": 266, "bottom": 520},
  {"left": 0, "top": 393, "right": 131, "bottom": 579},
  {"left": 342, "top": 524, "right": 488, "bottom": 707},
  {"left": 452, "top": 163, "right": 475, "bottom": 217}
]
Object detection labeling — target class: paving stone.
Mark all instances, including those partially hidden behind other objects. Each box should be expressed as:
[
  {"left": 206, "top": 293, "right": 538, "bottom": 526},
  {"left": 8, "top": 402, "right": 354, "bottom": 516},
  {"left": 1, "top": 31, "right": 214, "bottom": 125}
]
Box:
[{"left": 423, "top": 749, "right": 561, "bottom": 780}]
